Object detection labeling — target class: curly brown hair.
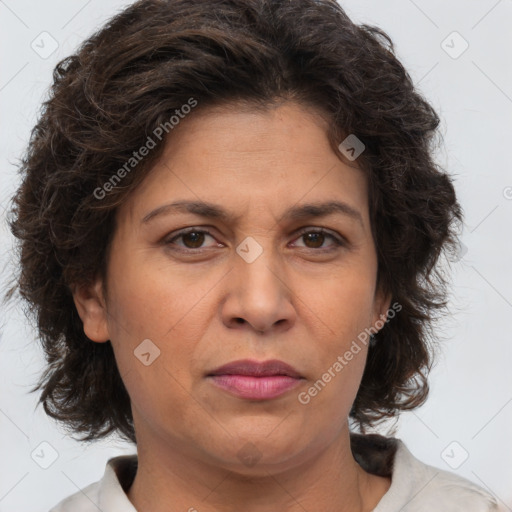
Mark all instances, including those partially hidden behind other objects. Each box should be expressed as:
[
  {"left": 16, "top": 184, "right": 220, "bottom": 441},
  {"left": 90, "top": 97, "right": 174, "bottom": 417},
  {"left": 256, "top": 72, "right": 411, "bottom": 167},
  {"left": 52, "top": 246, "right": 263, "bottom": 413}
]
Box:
[{"left": 6, "top": 0, "right": 462, "bottom": 444}]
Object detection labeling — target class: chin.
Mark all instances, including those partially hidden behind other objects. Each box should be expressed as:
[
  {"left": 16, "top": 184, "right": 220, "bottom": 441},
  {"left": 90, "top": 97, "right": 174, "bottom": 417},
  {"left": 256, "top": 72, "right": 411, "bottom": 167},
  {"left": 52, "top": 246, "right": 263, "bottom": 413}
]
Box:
[{"left": 204, "top": 431, "right": 312, "bottom": 477}]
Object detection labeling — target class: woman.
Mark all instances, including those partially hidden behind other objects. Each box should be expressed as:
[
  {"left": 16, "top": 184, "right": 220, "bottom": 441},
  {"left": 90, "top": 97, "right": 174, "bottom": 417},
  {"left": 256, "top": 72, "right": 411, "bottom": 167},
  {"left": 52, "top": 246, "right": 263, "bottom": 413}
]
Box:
[{"left": 7, "top": 0, "right": 498, "bottom": 510}]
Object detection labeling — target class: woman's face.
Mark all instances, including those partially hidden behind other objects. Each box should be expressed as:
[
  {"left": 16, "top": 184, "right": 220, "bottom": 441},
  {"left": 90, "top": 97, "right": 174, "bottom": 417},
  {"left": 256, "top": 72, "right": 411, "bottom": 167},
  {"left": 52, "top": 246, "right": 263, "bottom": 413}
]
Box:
[{"left": 78, "top": 101, "right": 390, "bottom": 473}]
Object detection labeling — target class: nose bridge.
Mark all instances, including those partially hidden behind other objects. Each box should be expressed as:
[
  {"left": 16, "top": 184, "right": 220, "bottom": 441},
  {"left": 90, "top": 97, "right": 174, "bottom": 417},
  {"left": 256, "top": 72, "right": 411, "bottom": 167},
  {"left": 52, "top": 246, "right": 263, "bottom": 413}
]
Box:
[
  {"left": 234, "top": 234, "right": 283, "bottom": 299},
  {"left": 223, "top": 234, "right": 294, "bottom": 332}
]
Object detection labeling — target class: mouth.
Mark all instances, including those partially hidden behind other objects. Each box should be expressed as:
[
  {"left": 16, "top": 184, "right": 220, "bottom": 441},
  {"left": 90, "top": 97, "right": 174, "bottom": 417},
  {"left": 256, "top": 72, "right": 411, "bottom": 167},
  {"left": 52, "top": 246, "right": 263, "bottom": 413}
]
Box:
[{"left": 206, "top": 359, "right": 305, "bottom": 400}]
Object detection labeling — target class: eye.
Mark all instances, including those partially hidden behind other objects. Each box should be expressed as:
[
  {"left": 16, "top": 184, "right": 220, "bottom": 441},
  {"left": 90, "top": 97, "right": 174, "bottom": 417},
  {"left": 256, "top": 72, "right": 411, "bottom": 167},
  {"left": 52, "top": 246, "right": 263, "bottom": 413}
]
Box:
[
  {"left": 165, "top": 228, "right": 220, "bottom": 250},
  {"left": 163, "top": 226, "right": 346, "bottom": 253},
  {"left": 291, "top": 228, "right": 345, "bottom": 251}
]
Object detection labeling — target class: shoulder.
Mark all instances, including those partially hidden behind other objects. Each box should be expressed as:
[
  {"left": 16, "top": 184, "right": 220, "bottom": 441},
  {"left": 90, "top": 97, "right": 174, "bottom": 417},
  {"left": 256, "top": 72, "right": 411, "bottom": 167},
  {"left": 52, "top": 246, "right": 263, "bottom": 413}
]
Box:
[
  {"left": 48, "top": 455, "right": 138, "bottom": 512},
  {"left": 387, "top": 438, "right": 499, "bottom": 511},
  {"left": 350, "top": 433, "right": 498, "bottom": 512},
  {"left": 48, "top": 480, "right": 102, "bottom": 512}
]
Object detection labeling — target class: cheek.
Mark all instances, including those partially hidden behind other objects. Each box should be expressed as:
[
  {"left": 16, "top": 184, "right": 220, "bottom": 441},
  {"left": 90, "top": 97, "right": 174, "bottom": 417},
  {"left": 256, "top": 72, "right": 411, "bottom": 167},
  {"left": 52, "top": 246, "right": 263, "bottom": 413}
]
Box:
[
  {"left": 105, "top": 280, "right": 204, "bottom": 441},
  {"left": 105, "top": 250, "right": 204, "bottom": 343},
  {"left": 293, "top": 267, "right": 375, "bottom": 412},
  {"left": 298, "top": 329, "right": 368, "bottom": 436},
  {"left": 103, "top": 253, "right": 219, "bottom": 422},
  {"left": 303, "top": 266, "right": 377, "bottom": 345}
]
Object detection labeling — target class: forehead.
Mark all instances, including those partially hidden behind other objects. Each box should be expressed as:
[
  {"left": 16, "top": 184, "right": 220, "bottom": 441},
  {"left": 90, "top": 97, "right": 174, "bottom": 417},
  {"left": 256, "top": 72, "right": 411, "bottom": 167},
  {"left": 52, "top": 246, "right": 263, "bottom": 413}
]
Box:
[{"left": 117, "top": 101, "right": 369, "bottom": 228}]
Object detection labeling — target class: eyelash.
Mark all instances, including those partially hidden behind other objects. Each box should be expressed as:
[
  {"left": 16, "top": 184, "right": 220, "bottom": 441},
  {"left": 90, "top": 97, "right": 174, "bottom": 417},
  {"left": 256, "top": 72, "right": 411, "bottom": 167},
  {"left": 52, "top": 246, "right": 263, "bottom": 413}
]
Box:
[{"left": 163, "top": 227, "right": 346, "bottom": 253}]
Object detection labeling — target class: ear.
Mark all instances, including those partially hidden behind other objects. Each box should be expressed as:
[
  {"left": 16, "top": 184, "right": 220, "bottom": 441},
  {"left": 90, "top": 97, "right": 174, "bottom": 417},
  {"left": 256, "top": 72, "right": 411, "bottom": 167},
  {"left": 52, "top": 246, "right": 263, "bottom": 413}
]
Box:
[
  {"left": 71, "top": 278, "right": 110, "bottom": 343},
  {"left": 371, "top": 284, "right": 393, "bottom": 331}
]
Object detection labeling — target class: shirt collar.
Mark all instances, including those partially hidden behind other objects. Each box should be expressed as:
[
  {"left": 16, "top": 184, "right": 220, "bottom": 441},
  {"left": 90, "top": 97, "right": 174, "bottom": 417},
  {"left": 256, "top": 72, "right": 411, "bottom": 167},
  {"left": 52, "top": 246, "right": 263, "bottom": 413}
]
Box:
[{"left": 97, "top": 454, "right": 138, "bottom": 510}]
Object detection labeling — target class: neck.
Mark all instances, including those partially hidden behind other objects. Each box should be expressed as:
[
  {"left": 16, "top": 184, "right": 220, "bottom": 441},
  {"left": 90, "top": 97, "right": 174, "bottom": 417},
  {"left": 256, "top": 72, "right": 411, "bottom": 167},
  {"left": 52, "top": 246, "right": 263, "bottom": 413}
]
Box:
[{"left": 127, "top": 425, "right": 390, "bottom": 512}]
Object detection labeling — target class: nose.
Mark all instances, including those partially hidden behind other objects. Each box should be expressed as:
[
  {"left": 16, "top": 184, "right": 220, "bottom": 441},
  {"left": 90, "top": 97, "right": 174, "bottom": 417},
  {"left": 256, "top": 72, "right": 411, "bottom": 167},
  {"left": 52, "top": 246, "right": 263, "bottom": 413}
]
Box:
[{"left": 220, "top": 241, "right": 296, "bottom": 335}]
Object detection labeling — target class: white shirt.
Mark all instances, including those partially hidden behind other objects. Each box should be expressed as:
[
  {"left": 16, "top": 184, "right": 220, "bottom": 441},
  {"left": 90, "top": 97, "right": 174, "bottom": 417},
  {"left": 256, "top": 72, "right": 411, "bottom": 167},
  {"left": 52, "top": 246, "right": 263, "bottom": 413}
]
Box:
[{"left": 49, "top": 434, "right": 498, "bottom": 511}]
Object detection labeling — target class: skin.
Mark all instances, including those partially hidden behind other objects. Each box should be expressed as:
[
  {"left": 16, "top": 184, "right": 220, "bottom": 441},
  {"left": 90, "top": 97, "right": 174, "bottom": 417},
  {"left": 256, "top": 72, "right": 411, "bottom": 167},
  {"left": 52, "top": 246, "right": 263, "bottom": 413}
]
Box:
[{"left": 73, "top": 101, "right": 392, "bottom": 512}]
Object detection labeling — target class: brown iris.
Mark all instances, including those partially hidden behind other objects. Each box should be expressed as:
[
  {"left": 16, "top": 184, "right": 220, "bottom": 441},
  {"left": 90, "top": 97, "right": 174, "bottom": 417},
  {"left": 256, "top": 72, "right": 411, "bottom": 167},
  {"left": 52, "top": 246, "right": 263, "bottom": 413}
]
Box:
[
  {"left": 181, "top": 231, "right": 206, "bottom": 248},
  {"left": 302, "top": 232, "right": 325, "bottom": 249}
]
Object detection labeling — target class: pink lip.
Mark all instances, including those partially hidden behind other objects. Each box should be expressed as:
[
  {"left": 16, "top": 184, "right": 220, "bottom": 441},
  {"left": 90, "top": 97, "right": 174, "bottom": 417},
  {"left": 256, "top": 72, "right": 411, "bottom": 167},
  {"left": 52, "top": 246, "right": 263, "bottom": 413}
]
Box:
[
  {"left": 209, "top": 375, "right": 302, "bottom": 400},
  {"left": 207, "top": 359, "right": 304, "bottom": 400}
]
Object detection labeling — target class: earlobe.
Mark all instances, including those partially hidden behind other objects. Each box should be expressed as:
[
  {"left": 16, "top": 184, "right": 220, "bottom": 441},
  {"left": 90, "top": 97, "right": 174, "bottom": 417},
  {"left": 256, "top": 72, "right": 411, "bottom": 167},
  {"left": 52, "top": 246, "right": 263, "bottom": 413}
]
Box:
[{"left": 71, "top": 278, "right": 110, "bottom": 343}]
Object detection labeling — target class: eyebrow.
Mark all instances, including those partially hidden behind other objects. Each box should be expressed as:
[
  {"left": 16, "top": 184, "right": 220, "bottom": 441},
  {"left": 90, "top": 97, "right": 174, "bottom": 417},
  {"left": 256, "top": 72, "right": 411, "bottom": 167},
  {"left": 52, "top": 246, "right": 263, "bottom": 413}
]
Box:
[{"left": 141, "top": 199, "right": 364, "bottom": 227}]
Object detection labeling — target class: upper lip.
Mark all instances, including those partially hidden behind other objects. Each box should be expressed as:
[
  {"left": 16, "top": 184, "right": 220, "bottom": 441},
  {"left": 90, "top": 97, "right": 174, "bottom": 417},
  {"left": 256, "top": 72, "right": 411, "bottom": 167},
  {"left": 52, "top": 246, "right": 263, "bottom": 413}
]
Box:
[{"left": 207, "top": 359, "right": 303, "bottom": 378}]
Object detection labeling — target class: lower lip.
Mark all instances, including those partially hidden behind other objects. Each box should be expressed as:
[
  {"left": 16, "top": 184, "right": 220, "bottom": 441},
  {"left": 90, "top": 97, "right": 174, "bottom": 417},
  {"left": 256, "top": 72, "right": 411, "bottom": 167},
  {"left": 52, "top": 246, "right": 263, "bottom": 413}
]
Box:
[{"left": 208, "top": 375, "right": 302, "bottom": 400}]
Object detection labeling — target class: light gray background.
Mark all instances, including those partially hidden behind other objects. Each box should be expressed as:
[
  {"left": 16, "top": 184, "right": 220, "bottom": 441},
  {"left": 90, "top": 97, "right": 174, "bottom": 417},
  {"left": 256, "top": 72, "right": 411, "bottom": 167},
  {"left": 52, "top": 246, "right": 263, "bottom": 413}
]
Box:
[{"left": 1, "top": 1, "right": 511, "bottom": 510}]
